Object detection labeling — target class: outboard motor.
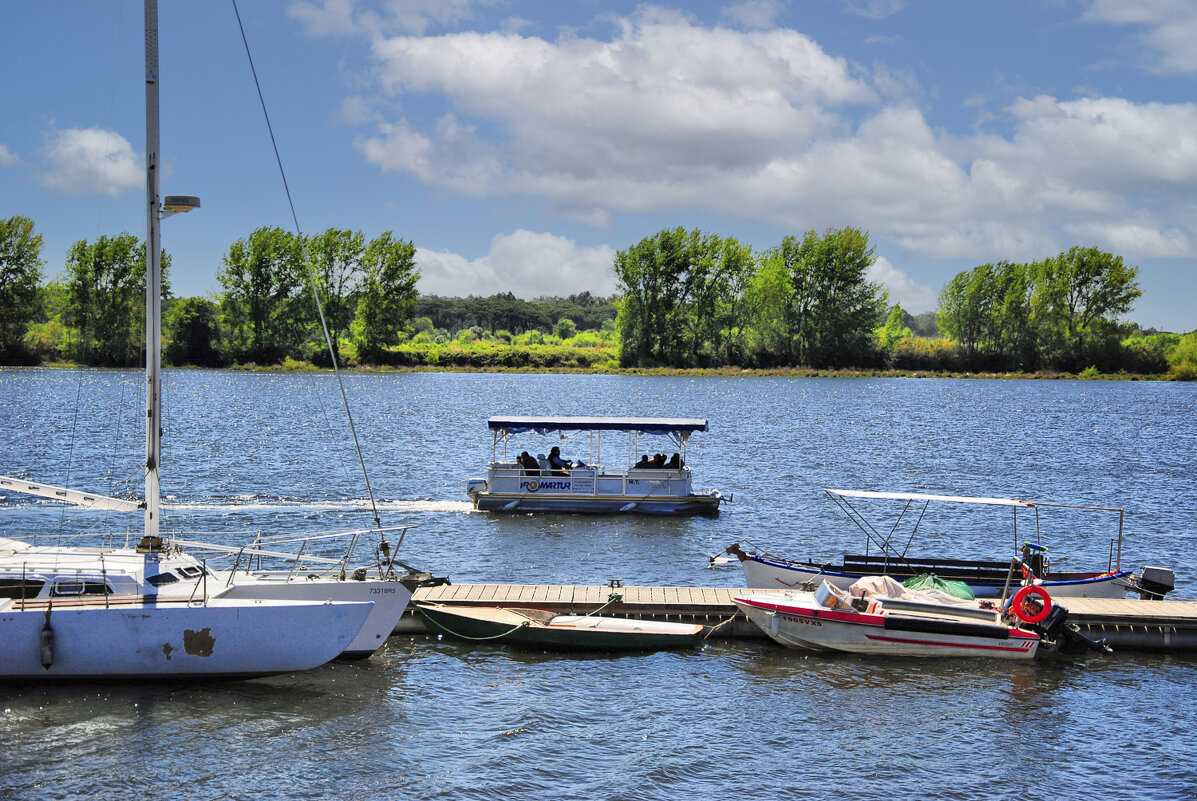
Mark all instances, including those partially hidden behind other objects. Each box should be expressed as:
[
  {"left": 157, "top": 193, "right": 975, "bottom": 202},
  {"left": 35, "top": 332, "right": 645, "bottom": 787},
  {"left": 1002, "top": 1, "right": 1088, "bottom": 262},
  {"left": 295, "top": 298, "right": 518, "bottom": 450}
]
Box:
[
  {"left": 1136, "top": 566, "right": 1176, "bottom": 600},
  {"left": 1034, "top": 602, "right": 1112, "bottom": 654}
]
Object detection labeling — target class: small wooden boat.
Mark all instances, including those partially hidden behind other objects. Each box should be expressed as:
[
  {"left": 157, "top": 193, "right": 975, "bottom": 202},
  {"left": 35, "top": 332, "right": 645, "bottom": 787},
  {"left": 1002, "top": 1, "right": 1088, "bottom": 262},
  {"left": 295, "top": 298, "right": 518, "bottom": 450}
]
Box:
[{"left": 415, "top": 602, "right": 706, "bottom": 651}]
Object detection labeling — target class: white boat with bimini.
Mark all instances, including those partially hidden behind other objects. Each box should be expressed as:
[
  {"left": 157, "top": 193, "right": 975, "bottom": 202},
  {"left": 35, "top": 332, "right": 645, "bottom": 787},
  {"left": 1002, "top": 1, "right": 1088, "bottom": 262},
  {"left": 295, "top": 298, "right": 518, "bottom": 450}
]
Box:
[
  {"left": 466, "top": 416, "right": 725, "bottom": 516},
  {"left": 722, "top": 489, "right": 1174, "bottom": 600}
]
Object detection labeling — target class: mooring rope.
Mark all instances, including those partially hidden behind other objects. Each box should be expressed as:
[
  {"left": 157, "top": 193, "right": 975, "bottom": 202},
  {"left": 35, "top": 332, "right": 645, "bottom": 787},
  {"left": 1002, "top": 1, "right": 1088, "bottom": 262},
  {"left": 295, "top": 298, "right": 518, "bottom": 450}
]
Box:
[{"left": 416, "top": 605, "right": 531, "bottom": 641}]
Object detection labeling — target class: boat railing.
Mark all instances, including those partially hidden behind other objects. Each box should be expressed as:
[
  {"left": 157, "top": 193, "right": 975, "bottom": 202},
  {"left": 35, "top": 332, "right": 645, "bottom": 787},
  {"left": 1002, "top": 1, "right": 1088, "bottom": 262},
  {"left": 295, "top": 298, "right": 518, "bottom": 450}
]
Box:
[
  {"left": 172, "top": 523, "right": 418, "bottom": 582},
  {"left": 486, "top": 462, "right": 690, "bottom": 496}
]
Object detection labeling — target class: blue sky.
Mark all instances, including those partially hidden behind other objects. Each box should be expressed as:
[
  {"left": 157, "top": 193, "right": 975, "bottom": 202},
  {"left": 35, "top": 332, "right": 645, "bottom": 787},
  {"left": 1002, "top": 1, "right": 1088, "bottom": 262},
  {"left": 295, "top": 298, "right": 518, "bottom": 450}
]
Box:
[{"left": 2, "top": 0, "right": 1195, "bottom": 331}]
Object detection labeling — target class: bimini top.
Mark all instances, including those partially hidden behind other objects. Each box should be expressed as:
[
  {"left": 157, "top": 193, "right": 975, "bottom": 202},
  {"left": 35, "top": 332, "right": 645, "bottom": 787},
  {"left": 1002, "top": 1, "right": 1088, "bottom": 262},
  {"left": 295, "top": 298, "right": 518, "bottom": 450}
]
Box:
[
  {"left": 825, "top": 488, "right": 1036, "bottom": 507},
  {"left": 488, "top": 416, "right": 708, "bottom": 435}
]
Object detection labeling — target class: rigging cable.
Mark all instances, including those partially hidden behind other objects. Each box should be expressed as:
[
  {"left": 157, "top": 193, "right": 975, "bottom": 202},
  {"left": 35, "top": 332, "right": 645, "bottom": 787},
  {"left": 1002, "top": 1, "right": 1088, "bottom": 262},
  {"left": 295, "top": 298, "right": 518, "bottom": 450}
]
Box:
[{"left": 231, "top": 0, "right": 382, "bottom": 530}]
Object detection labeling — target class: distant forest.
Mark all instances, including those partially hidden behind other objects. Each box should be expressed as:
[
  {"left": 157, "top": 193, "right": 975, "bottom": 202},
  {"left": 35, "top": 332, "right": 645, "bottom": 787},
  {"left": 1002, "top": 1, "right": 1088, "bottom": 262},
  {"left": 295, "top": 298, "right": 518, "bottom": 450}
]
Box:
[{"left": 1, "top": 215, "right": 1194, "bottom": 378}]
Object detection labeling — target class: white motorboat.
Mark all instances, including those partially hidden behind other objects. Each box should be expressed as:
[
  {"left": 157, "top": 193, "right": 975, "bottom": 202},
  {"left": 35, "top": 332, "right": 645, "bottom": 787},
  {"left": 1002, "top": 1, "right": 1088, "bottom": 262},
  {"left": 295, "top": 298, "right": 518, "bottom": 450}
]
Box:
[
  {"left": 734, "top": 576, "right": 1045, "bottom": 659},
  {"left": 723, "top": 489, "right": 1172, "bottom": 600},
  {"left": 0, "top": 0, "right": 396, "bottom": 680},
  {"left": 466, "top": 416, "right": 725, "bottom": 516}
]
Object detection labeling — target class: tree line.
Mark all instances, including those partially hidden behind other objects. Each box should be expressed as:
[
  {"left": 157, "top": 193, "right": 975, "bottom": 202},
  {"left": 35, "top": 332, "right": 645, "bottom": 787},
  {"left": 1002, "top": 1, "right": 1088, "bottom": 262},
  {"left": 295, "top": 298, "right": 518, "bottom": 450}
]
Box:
[
  {"left": 2, "top": 214, "right": 1193, "bottom": 376},
  {"left": 613, "top": 226, "right": 1192, "bottom": 375},
  {"left": 0, "top": 215, "right": 617, "bottom": 368}
]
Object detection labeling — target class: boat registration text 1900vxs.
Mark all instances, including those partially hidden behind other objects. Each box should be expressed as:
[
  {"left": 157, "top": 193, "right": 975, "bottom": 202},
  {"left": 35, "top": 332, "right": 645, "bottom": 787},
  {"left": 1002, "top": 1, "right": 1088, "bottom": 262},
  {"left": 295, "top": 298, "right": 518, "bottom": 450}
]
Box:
[{"left": 465, "top": 416, "right": 726, "bottom": 516}]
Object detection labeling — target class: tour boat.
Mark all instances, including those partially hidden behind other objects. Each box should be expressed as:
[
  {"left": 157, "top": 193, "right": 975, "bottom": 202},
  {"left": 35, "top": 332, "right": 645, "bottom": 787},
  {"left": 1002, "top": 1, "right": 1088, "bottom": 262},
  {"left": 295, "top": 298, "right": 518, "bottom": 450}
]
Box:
[
  {"left": 722, "top": 489, "right": 1171, "bottom": 600},
  {"left": 415, "top": 602, "right": 707, "bottom": 651},
  {"left": 734, "top": 576, "right": 1046, "bottom": 659},
  {"left": 465, "top": 416, "right": 725, "bottom": 515}
]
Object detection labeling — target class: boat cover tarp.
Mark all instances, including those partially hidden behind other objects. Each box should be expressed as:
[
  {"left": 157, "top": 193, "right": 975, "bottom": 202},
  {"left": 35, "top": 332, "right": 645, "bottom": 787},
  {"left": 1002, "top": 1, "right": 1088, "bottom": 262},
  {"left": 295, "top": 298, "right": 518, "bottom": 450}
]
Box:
[
  {"left": 488, "top": 416, "right": 708, "bottom": 435},
  {"left": 847, "top": 575, "right": 983, "bottom": 609},
  {"left": 903, "top": 573, "right": 976, "bottom": 600}
]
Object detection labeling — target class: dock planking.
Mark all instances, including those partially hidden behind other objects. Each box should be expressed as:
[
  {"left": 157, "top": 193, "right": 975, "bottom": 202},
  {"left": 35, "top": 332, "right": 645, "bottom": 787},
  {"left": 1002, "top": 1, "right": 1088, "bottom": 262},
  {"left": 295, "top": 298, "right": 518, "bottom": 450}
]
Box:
[{"left": 403, "top": 583, "right": 1197, "bottom": 652}]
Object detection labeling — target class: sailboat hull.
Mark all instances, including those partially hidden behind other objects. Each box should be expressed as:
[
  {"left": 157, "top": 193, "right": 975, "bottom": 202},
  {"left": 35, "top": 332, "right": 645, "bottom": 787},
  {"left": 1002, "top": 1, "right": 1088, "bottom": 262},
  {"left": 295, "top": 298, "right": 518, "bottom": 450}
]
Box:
[
  {"left": 0, "top": 598, "right": 373, "bottom": 680},
  {"left": 213, "top": 574, "right": 413, "bottom": 658}
]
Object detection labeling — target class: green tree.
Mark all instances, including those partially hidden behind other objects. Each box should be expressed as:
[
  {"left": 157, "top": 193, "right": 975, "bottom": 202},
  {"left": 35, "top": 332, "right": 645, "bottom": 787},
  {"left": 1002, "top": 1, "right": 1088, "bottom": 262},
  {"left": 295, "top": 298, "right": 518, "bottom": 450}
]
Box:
[
  {"left": 64, "top": 233, "right": 170, "bottom": 365},
  {"left": 776, "top": 228, "right": 887, "bottom": 368},
  {"left": 218, "top": 227, "right": 306, "bottom": 364},
  {"left": 613, "top": 227, "right": 752, "bottom": 366},
  {"left": 938, "top": 261, "right": 1035, "bottom": 369},
  {"left": 349, "top": 232, "right": 420, "bottom": 361},
  {"left": 740, "top": 256, "right": 791, "bottom": 366},
  {"left": 0, "top": 216, "right": 44, "bottom": 363},
  {"left": 164, "top": 297, "right": 223, "bottom": 366},
  {"left": 1031, "top": 247, "right": 1141, "bottom": 370},
  {"left": 304, "top": 228, "right": 368, "bottom": 348},
  {"left": 876, "top": 303, "right": 913, "bottom": 364},
  {"left": 553, "top": 317, "right": 578, "bottom": 340}
]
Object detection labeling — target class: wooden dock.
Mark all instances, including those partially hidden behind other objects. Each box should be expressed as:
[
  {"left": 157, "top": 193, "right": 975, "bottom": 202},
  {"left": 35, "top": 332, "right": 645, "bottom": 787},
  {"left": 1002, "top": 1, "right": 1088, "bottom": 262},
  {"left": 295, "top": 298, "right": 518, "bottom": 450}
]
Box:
[{"left": 401, "top": 583, "right": 1197, "bottom": 652}]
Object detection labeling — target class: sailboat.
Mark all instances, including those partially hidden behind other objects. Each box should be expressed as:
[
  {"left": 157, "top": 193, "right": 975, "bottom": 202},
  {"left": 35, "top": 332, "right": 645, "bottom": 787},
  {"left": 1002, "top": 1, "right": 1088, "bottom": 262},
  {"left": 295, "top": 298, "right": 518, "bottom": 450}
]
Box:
[{"left": 0, "top": 1, "right": 390, "bottom": 679}]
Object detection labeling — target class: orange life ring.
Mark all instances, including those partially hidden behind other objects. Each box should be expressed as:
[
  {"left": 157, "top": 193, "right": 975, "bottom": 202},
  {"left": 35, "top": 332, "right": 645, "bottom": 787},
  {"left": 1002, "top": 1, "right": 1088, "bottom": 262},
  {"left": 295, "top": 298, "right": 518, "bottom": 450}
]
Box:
[{"left": 1011, "top": 585, "right": 1052, "bottom": 625}]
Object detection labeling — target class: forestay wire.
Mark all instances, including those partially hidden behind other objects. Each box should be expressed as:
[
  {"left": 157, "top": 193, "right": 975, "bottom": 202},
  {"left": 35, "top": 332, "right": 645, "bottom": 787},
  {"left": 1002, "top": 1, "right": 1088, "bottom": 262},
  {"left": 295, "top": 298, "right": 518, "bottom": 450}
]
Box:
[{"left": 231, "top": 1, "right": 382, "bottom": 530}]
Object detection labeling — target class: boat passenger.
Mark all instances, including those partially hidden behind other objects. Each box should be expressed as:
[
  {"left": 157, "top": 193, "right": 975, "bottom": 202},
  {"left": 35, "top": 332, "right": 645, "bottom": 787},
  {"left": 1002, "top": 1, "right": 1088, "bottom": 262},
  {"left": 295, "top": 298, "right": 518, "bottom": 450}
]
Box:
[
  {"left": 651, "top": 453, "right": 666, "bottom": 468},
  {"left": 518, "top": 451, "right": 540, "bottom": 475},
  {"left": 666, "top": 452, "right": 682, "bottom": 469},
  {"left": 633, "top": 454, "right": 651, "bottom": 469},
  {"left": 549, "top": 446, "right": 571, "bottom": 476}
]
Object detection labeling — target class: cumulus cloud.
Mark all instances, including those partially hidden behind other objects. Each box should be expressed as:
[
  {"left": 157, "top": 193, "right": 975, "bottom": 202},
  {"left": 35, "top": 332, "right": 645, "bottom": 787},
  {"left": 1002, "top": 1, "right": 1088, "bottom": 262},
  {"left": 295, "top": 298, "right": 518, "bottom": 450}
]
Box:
[
  {"left": 0, "top": 144, "right": 18, "bottom": 167},
  {"left": 332, "top": 5, "right": 1197, "bottom": 270},
  {"left": 867, "top": 256, "right": 937, "bottom": 312},
  {"left": 721, "top": 0, "right": 784, "bottom": 29},
  {"left": 288, "top": 0, "right": 487, "bottom": 37},
  {"left": 35, "top": 127, "right": 141, "bottom": 197},
  {"left": 1084, "top": 0, "right": 1197, "bottom": 75},
  {"left": 416, "top": 230, "right": 616, "bottom": 298}
]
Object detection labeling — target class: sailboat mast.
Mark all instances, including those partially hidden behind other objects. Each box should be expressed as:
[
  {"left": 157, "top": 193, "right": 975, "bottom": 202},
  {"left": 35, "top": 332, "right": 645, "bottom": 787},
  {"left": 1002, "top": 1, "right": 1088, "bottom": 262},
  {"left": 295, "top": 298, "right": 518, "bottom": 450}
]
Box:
[{"left": 144, "top": 0, "right": 162, "bottom": 540}]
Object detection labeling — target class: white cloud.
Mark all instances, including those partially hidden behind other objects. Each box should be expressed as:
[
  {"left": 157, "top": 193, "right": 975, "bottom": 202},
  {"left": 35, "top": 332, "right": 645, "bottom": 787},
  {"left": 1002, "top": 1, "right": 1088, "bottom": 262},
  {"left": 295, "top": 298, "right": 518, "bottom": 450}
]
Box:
[
  {"left": 416, "top": 230, "right": 616, "bottom": 298},
  {"left": 0, "top": 144, "right": 18, "bottom": 167},
  {"left": 842, "top": 0, "right": 906, "bottom": 21},
  {"left": 867, "top": 256, "right": 937, "bottom": 312},
  {"left": 337, "top": 7, "right": 1197, "bottom": 271},
  {"left": 288, "top": 0, "right": 486, "bottom": 37},
  {"left": 1085, "top": 0, "right": 1197, "bottom": 75},
  {"left": 721, "top": 0, "right": 783, "bottom": 29},
  {"left": 36, "top": 127, "right": 141, "bottom": 197}
]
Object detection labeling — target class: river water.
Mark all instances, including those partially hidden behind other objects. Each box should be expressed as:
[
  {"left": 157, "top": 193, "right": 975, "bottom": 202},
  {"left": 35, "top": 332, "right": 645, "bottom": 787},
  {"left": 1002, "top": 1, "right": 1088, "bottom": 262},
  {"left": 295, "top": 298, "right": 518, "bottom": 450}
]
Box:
[{"left": 1, "top": 368, "right": 1194, "bottom": 799}]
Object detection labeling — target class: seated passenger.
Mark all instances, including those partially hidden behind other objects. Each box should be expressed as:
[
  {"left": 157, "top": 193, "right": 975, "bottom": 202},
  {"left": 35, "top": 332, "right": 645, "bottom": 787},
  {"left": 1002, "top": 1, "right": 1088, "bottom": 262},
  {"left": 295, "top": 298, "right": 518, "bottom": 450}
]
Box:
[
  {"left": 666, "top": 452, "right": 681, "bottom": 469},
  {"left": 548, "top": 446, "right": 571, "bottom": 476},
  {"left": 633, "top": 454, "right": 651, "bottom": 469},
  {"left": 651, "top": 453, "right": 666, "bottom": 467},
  {"left": 518, "top": 451, "right": 540, "bottom": 474}
]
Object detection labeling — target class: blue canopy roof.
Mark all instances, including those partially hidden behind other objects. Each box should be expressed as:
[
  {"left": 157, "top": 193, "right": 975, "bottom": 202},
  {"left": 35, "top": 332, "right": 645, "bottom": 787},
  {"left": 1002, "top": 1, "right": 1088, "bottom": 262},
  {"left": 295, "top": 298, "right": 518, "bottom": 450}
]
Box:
[{"left": 488, "top": 416, "right": 708, "bottom": 435}]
